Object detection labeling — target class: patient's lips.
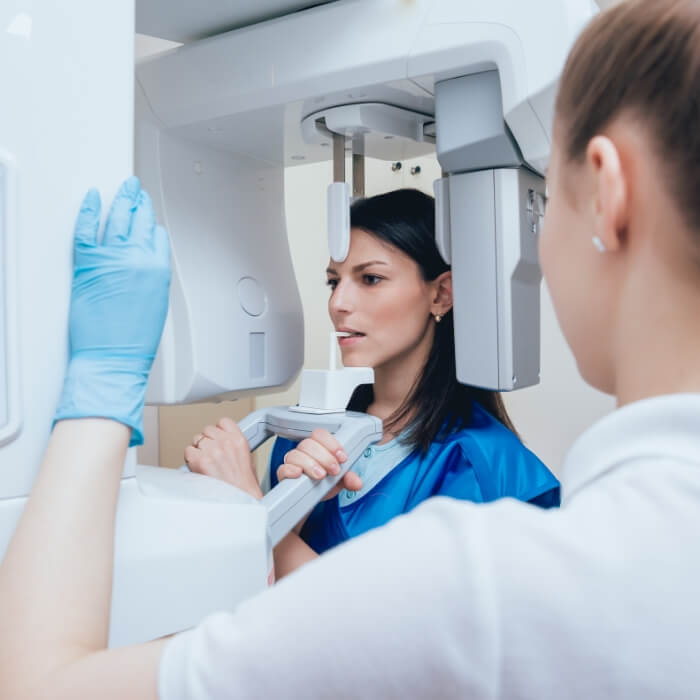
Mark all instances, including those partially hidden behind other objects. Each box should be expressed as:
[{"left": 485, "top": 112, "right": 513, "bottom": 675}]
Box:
[{"left": 336, "top": 327, "right": 365, "bottom": 347}]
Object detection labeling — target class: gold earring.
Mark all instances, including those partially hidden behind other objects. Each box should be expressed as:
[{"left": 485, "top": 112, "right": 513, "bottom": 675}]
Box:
[{"left": 434, "top": 314, "right": 442, "bottom": 323}]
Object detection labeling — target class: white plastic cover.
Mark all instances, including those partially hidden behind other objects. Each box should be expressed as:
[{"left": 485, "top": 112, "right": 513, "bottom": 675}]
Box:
[
  {"left": 327, "top": 182, "right": 351, "bottom": 263},
  {"left": 136, "top": 0, "right": 340, "bottom": 42}
]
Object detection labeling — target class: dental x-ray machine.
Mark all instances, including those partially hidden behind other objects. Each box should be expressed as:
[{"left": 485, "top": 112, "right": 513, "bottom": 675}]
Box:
[{"left": 0, "top": 0, "right": 596, "bottom": 645}]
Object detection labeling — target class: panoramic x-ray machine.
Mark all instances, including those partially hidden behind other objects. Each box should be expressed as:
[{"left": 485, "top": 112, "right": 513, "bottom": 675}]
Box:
[{"left": 0, "top": 0, "right": 596, "bottom": 645}]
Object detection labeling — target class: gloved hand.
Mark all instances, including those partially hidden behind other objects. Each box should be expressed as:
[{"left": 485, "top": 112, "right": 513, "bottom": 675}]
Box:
[{"left": 54, "top": 176, "right": 171, "bottom": 446}]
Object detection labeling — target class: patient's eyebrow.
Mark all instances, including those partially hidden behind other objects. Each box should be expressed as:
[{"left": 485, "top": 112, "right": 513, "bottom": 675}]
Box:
[{"left": 326, "top": 260, "right": 389, "bottom": 275}]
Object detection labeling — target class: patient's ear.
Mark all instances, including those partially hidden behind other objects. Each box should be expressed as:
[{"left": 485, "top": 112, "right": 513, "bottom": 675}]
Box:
[{"left": 431, "top": 271, "right": 453, "bottom": 315}]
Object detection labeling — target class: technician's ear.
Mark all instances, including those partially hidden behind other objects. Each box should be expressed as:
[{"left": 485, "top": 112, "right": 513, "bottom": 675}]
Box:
[
  {"left": 431, "top": 271, "right": 453, "bottom": 316},
  {"left": 586, "top": 135, "right": 630, "bottom": 253}
]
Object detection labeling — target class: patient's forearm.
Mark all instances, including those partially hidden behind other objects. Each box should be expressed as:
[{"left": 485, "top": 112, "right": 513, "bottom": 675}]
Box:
[
  {"left": 273, "top": 531, "right": 318, "bottom": 579},
  {"left": 0, "top": 419, "right": 128, "bottom": 696}
]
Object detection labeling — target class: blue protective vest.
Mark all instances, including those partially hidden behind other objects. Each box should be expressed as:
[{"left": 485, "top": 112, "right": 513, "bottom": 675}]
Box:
[{"left": 269, "top": 403, "right": 559, "bottom": 555}]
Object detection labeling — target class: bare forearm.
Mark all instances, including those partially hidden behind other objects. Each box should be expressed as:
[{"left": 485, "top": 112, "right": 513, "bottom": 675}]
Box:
[
  {"left": 0, "top": 419, "right": 129, "bottom": 696},
  {"left": 273, "top": 531, "right": 318, "bottom": 579}
]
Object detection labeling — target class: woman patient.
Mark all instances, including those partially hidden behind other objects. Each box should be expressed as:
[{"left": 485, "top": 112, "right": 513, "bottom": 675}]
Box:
[{"left": 186, "top": 189, "right": 559, "bottom": 576}]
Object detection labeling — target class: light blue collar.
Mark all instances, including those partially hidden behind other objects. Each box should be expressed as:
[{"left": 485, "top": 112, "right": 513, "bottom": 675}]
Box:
[{"left": 338, "top": 433, "right": 415, "bottom": 507}]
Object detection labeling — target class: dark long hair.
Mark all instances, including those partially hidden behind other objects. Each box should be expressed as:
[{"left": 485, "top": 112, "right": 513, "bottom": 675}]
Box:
[{"left": 346, "top": 188, "right": 518, "bottom": 452}]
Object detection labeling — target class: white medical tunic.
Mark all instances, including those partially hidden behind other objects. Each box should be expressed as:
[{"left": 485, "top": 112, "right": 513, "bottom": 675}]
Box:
[{"left": 159, "top": 394, "right": 700, "bottom": 699}]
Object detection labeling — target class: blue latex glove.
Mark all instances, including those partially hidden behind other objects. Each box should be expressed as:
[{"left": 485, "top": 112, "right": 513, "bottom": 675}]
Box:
[{"left": 54, "top": 176, "right": 171, "bottom": 446}]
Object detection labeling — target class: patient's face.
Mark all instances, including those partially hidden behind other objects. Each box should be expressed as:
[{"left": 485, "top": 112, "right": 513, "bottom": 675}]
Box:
[{"left": 326, "top": 228, "right": 434, "bottom": 372}]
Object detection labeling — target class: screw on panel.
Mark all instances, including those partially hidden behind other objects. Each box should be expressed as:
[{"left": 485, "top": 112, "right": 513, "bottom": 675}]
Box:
[
  {"left": 410, "top": 166, "right": 421, "bottom": 176},
  {"left": 391, "top": 162, "right": 402, "bottom": 172}
]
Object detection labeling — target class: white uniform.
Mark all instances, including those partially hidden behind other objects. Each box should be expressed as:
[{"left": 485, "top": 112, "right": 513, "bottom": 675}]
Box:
[{"left": 159, "top": 394, "right": 700, "bottom": 699}]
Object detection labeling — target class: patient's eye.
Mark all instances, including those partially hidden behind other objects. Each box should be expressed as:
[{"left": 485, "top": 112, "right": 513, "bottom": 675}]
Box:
[
  {"left": 363, "top": 274, "right": 383, "bottom": 286},
  {"left": 326, "top": 278, "right": 338, "bottom": 291}
]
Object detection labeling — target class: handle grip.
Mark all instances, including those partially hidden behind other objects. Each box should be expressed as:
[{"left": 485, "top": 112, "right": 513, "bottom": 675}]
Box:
[
  {"left": 237, "top": 407, "right": 275, "bottom": 451},
  {"left": 237, "top": 406, "right": 382, "bottom": 547}
]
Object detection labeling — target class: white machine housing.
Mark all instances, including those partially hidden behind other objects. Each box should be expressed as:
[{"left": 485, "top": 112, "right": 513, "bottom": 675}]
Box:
[
  {"left": 136, "top": 0, "right": 595, "bottom": 396},
  {"left": 0, "top": 0, "right": 596, "bottom": 646}
]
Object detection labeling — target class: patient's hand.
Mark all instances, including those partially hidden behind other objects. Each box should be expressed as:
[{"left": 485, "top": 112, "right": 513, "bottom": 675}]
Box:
[
  {"left": 185, "top": 417, "right": 263, "bottom": 499},
  {"left": 276, "top": 428, "right": 363, "bottom": 501}
]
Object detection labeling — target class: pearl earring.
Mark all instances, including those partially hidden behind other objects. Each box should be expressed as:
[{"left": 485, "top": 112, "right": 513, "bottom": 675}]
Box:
[
  {"left": 592, "top": 236, "right": 607, "bottom": 253},
  {"left": 434, "top": 314, "right": 443, "bottom": 323}
]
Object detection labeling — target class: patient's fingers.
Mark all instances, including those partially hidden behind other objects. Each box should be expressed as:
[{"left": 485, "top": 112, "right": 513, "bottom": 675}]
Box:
[
  {"left": 283, "top": 447, "right": 329, "bottom": 480},
  {"left": 309, "top": 428, "right": 347, "bottom": 463},
  {"left": 341, "top": 471, "right": 362, "bottom": 492},
  {"left": 202, "top": 424, "right": 224, "bottom": 442},
  {"left": 185, "top": 444, "right": 223, "bottom": 480},
  {"left": 215, "top": 418, "right": 251, "bottom": 461},
  {"left": 295, "top": 438, "right": 340, "bottom": 477},
  {"left": 276, "top": 461, "right": 363, "bottom": 505},
  {"left": 217, "top": 416, "right": 241, "bottom": 434},
  {"left": 281, "top": 429, "right": 347, "bottom": 480},
  {"left": 277, "top": 463, "right": 303, "bottom": 481}
]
